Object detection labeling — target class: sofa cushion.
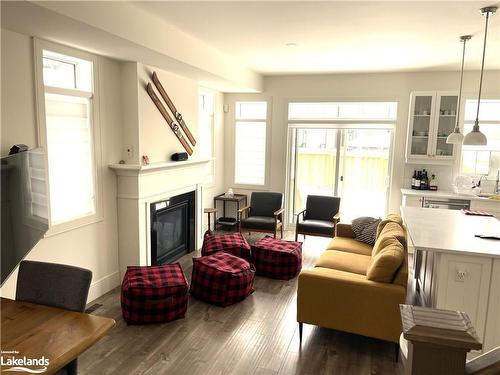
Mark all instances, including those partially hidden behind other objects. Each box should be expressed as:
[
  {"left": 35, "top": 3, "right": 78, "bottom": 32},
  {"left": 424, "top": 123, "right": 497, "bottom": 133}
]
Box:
[
  {"left": 376, "top": 214, "right": 403, "bottom": 239},
  {"left": 297, "top": 219, "right": 335, "bottom": 236},
  {"left": 326, "top": 237, "right": 373, "bottom": 256},
  {"left": 373, "top": 222, "right": 407, "bottom": 257},
  {"left": 366, "top": 241, "right": 404, "bottom": 283},
  {"left": 315, "top": 250, "right": 371, "bottom": 275}
]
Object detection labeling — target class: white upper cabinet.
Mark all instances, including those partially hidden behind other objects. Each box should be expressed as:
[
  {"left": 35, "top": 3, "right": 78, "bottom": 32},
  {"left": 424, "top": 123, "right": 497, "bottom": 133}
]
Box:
[{"left": 406, "top": 91, "right": 459, "bottom": 164}]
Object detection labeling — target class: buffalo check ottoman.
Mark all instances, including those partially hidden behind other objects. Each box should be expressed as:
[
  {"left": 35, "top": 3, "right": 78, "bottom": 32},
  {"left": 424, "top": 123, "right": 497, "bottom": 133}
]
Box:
[
  {"left": 251, "top": 236, "right": 302, "bottom": 280},
  {"left": 201, "top": 231, "right": 251, "bottom": 260},
  {"left": 121, "top": 263, "right": 189, "bottom": 324},
  {"left": 190, "top": 252, "right": 255, "bottom": 307}
]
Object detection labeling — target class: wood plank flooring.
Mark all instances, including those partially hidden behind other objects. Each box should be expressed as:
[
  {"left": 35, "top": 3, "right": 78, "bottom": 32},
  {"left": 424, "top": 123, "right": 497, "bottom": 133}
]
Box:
[{"left": 79, "top": 233, "right": 406, "bottom": 374}]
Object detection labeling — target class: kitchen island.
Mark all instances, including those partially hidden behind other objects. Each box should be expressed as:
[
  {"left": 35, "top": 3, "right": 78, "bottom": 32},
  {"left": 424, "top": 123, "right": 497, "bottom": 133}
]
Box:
[{"left": 401, "top": 206, "right": 500, "bottom": 356}]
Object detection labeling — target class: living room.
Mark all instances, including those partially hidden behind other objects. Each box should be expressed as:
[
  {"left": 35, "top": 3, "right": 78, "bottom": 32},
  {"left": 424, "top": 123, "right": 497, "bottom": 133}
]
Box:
[{"left": 1, "top": 1, "right": 500, "bottom": 374}]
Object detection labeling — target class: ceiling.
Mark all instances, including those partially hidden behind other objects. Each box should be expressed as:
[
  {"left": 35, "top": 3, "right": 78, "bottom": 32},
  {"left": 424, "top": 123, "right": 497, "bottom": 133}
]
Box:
[{"left": 133, "top": 1, "right": 500, "bottom": 75}]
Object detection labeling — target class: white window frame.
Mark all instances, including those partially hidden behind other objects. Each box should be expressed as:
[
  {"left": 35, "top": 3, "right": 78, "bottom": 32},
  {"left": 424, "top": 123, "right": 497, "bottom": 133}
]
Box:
[
  {"left": 284, "top": 98, "right": 398, "bottom": 229},
  {"left": 458, "top": 96, "right": 500, "bottom": 177},
  {"left": 199, "top": 88, "right": 216, "bottom": 188},
  {"left": 34, "top": 39, "right": 103, "bottom": 236},
  {"left": 232, "top": 99, "right": 271, "bottom": 189}
]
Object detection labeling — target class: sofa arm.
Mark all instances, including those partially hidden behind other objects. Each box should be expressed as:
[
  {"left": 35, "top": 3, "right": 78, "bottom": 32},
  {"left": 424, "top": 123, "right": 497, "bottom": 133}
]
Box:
[
  {"left": 335, "top": 223, "right": 356, "bottom": 238},
  {"left": 297, "top": 267, "right": 406, "bottom": 343}
]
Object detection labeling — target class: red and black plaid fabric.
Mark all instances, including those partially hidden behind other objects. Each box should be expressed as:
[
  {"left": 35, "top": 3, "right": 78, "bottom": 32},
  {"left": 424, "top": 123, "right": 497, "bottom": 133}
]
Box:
[
  {"left": 121, "top": 263, "right": 189, "bottom": 324},
  {"left": 251, "top": 236, "right": 302, "bottom": 280},
  {"left": 190, "top": 252, "right": 255, "bottom": 307},
  {"left": 201, "top": 231, "right": 251, "bottom": 260}
]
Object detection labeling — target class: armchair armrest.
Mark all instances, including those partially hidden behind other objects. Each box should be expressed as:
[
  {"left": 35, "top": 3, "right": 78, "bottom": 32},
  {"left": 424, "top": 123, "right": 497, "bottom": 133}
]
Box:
[
  {"left": 295, "top": 209, "right": 306, "bottom": 224},
  {"left": 333, "top": 211, "right": 340, "bottom": 223},
  {"left": 238, "top": 206, "right": 251, "bottom": 220},
  {"left": 274, "top": 208, "right": 285, "bottom": 217}
]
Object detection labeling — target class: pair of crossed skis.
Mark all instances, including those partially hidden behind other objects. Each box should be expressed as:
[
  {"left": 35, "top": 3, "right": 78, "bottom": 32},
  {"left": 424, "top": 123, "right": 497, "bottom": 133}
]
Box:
[{"left": 146, "top": 72, "right": 196, "bottom": 156}]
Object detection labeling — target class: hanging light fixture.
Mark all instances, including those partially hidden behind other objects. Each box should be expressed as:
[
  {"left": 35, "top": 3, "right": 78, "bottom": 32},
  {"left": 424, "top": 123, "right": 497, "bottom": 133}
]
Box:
[
  {"left": 463, "top": 6, "right": 497, "bottom": 146},
  {"left": 446, "top": 35, "right": 471, "bottom": 144}
]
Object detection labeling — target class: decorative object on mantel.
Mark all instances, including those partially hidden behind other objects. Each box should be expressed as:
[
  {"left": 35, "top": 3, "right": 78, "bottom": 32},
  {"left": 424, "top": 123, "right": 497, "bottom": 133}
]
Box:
[
  {"left": 142, "top": 155, "right": 150, "bottom": 165},
  {"left": 446, "top": 35, "right": 471, "bottom": 144},
  {"left": 171, "top": 152, "right": 188, "bottom": 162},
  {"left": 118, "top": 159, "right": 125, "bottom": 164},
  {"left": 146, "top": 82, "right": 193, "bottom": 155},
  {"left": 152, "top": 72, "right": 196, "bottom": 147},
  {"left": 463, "top": 6, "right": 497, "bottom": 146}
]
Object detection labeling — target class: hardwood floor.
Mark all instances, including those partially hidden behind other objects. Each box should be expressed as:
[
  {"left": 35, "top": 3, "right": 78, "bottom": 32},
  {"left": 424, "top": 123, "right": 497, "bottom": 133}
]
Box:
[{"left": 80, "top": 233, "right": 405, "bottom": 375}]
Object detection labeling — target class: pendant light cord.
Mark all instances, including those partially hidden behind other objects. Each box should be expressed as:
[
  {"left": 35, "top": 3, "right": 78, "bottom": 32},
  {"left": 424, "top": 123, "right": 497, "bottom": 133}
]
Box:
[
  {"left": 455, "top": 38, "right": 467, "bottom": 131},
  {"left": 475, "top": 10, "right": 490, "bottom": 126}
]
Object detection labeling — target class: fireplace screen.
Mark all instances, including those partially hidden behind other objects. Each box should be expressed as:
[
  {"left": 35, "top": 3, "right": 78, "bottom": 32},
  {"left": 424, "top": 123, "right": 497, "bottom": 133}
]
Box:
[{"left": 150, "top": 191, "right": 195, "bottom": 265}]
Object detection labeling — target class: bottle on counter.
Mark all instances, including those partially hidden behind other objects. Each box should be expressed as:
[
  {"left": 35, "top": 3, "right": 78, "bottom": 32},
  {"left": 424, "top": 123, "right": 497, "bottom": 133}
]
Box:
[
  {"left": 421, "top": 169, "right": 428, "bottom": 190},
  {"left": 412, "top": 170, "right": 417, "bottom": 189},
  {"left": 429, "top": 174, "right": 438, "bottom": 191},
  {"left": 415, "top": 171, "right": 421, "bottom": 190}
]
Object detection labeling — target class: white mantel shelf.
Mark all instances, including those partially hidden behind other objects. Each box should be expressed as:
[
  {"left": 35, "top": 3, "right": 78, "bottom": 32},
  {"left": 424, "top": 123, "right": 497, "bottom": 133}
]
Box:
[{"left": 109, "top": 158, "right": 212, "bottom": 174}]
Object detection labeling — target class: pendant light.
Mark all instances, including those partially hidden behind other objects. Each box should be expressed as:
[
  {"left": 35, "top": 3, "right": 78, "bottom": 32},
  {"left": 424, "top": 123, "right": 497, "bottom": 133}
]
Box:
[
  {"left": 463, "top": 6, "right": 497, "bottom": 146},
  {"left": 446, "top": 35, "right": 471, "bottom": 144}
]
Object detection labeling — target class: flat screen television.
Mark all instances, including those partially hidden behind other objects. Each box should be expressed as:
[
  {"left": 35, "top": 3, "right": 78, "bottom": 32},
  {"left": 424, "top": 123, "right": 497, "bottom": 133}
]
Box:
[{"left": 1, "top": 149, "right": 49, "bottom": 285}]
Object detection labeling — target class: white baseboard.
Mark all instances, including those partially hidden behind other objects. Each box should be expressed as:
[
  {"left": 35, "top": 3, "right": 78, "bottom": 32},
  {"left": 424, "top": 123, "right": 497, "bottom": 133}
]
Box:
[{"left": 87, "top": 271, "right": 120, "bottom": 303}]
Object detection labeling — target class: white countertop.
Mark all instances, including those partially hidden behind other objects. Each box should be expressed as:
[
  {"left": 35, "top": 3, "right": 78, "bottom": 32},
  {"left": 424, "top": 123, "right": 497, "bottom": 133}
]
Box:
[
  {"left": 401, "top": 188, "right": 500, "bottom": 203},
  {"left": 401, "top": 206, "right": 500, "bottom": 258}
]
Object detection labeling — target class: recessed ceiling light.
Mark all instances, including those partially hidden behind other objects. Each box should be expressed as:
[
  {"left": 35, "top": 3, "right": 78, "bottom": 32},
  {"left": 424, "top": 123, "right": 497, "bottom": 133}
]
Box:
[{"left": 286, "top": 42, "right": 297, "bottom": 47}]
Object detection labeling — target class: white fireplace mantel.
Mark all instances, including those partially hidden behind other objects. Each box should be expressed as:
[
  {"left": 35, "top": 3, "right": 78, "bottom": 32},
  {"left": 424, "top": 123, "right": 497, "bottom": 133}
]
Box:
[{"left": 110, "top": 158, "right": 211, "bottom": 278}]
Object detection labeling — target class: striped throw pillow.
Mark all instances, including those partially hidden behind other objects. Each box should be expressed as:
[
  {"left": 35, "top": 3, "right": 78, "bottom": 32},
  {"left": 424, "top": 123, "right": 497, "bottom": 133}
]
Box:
[{"left": 351, "top": 217, "right": 381, "bottom": 245}]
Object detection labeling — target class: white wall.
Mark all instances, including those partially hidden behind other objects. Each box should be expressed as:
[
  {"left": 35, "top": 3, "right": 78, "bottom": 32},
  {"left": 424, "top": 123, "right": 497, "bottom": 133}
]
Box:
[
  {"left": 1, "top": 30, "right": 227, "bottom": 300},
  {"left": 224, "top": 70, "right": 500, "bottom": 218},
  {"left": 0, "top": 29, "right": 122, "bottom": 301}
]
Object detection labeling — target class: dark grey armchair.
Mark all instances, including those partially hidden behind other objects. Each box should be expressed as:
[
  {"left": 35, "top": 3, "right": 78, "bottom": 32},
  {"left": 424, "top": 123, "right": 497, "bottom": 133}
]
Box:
[
  {"left": 16, "top": 260, "right": 92, "bottom": 375},
  {"left": 238, "top": 192, "right": 284, "bottom": 238},
  {"left": 295, "top": 195, "right": 341, "bottom": 241}
]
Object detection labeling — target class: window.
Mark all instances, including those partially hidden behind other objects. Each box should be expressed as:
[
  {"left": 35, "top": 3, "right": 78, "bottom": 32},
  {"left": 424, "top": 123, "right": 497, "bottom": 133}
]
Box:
[
  {"left": 288, "top": 102, "right": 397, "bottom": 121},
  {"left": 199, "top": 91, "right": 215, "bottom": 186},
  {"left": 461, "top": 99, "right": 500, "bottom": 176},
  {"left": 234, "top": 101, "right": 267, "bottom": 186},
  {"left": 36, "top": 41, "right": 101, "bottom": 228}
]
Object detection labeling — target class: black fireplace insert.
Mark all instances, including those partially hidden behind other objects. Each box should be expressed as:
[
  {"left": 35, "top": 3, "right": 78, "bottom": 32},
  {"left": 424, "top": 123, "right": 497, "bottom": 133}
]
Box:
[{"left": 150, "top": 191, "right": 195, "bottom": 265}]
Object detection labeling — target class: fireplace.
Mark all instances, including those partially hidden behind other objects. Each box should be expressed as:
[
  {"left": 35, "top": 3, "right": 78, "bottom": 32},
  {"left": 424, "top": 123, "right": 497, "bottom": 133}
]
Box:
[{"left": 150, "top": 191, "right": 195, "bottom": 265}]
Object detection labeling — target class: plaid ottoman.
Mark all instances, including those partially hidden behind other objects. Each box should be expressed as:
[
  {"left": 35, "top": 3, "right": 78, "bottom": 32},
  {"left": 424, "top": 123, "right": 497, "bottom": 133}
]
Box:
[
  {"left": 201, "top": 231, "right": 251, "bottom": 260},
  {"left": 121, "top": 263, "right": 189, "bottom": 324},
  {"left": 251, "top": 236, "right": 302, "bottom": 280},
  {"left": 190, "top": 252, "right": 255, "bottom": 307}
]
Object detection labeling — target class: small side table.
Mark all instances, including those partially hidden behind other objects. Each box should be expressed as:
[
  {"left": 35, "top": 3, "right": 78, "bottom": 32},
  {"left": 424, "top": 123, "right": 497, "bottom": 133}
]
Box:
[
  {"left": 399, "top": 304, "right": 482, "bottom": 375},
  {"left": 213, "top": 193, "right": 248, "bottom": 231},
  {"left": 204, "top": 208, "right": 218, "bottom": 233}
]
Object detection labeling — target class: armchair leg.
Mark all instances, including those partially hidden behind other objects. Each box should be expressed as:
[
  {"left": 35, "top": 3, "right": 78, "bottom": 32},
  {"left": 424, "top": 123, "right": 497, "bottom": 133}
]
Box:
[
  {"left": 299, "top": 322, "right": 303, "bottom": 344},
  {"left": 280, "top": 225, "right": 284, "bottom": 239},
  {"left": 295, "top": 231, "right": 298, "bottom": 241}
]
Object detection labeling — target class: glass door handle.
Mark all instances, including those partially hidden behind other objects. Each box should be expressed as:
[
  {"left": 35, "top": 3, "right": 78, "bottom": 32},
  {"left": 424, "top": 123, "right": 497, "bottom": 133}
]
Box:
[{"left": 340, "top": 176, "right": 344, "bottom": 182}]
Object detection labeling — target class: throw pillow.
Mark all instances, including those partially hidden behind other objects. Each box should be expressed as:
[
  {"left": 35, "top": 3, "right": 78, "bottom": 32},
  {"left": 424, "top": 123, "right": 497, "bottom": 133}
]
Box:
[{"left": 351, "top": 216, "right": 381, "bottom": 245}]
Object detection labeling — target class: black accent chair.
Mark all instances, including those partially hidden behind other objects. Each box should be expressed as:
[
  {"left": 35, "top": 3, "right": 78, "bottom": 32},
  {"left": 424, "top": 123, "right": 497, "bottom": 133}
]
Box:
[
  {"left": 295, "top": 195, "right": 341, "bottom": 241},
  {"left": 16, "top": 260, "right": 92, "bottom": 375},
  {"left": 239, "top": 192, "right": 284, "bottom": 238}
]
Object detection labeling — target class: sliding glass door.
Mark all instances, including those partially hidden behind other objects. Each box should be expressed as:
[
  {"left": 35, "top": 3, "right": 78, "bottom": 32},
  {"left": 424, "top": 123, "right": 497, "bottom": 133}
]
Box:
[{"left": 288, "top": 127, "right": 393, "bottom": 225}]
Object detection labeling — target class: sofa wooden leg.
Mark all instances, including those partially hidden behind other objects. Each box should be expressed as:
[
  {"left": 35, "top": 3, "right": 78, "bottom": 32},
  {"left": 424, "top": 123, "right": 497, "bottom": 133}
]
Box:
[{"left": 299, "top": 322, "right": 303, "bottom": 344}]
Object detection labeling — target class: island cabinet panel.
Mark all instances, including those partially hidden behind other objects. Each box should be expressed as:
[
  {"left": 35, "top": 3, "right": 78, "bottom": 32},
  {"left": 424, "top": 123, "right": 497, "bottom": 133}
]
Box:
[
  {"left": 435, "top": 253, "right": 492, "bottom": 348},
  {"left": 484, "top": 259, "right": 500, "bottom": 352}
]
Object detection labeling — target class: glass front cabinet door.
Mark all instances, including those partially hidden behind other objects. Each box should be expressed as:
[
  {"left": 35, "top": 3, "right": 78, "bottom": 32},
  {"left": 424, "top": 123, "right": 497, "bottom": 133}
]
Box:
[{"left": 406, "top": 91, "right": 458, "bottom": 163}]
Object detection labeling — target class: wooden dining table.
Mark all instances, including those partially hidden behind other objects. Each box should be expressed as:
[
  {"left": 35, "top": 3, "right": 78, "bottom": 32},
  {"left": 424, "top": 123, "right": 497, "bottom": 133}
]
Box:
[{"left": 1, "top": 297, "right": 115, "bottom": 374}]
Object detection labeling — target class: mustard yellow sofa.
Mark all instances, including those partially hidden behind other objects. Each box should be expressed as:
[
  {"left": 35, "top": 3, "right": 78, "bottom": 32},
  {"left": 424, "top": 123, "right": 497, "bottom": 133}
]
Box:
[{"left": 297, "top": 214, "right": 408, "bottom": 345}]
